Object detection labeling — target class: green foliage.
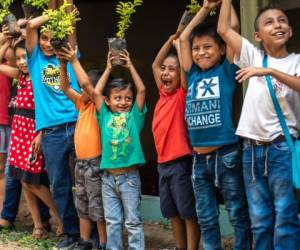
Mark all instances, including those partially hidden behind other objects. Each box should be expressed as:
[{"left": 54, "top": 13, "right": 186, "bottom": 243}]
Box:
[
  {"left": 41, "top": 0, "right": 80, "bottom": 40},
  {"left": 115, "top": 0, "right": 143, "bottom": 39},
  {"left": 186, "top": 0, "right": 216, "bottom": 16},
  {"left": 0, "top": 229, "right": 56, "bottom": 250},
  {"left": 0, "top": 0, "right": 13, "bottom": 24},
  {"left": 186, "top": 0, "right": 201, "bottom": 14},
  {"left": 24, "top": 0, "right": 49, "bottom": 10}
]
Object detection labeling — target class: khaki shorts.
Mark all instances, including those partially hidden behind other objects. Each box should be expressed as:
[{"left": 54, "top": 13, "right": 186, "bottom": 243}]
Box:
[{"left": 75, "top": 157, "right": 104, "bottom": 222}]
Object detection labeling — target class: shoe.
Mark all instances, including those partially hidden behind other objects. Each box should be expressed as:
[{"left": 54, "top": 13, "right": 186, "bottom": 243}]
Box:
[
  {"left": 73, "top": 239, "right": 93, "bottom": 250},
  {"left": 32, "top": 227, "right": 48, "bottom": 239},
  {"left": 53, "top": 235, "right": 78, "bottom": 250}
]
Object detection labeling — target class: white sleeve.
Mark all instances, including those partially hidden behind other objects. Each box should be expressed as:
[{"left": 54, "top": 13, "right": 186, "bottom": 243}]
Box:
[
  {"left": 233, "top": 38, "right": 262, "bottom": 68},
  {"left": 295, "top": 54, "right": 300, "bottom": 77}
]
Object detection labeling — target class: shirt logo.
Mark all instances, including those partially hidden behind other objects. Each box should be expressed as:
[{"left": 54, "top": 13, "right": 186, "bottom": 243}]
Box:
[
  {"left": 42, "top": 64, "right": 61, "bottom": 92},
  {"left": 196, "top": 76, "right": 220, "bottom": 100},
  {"left": 186, "top": 76, "right": 222, "bottom": 129}
]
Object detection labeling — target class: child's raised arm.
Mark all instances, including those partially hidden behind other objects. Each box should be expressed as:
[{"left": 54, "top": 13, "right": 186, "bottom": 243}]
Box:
[
  {"left": 58, "top": 59, "right": 79, "bottom": 104},
  {"left": 58, "top": 44, "right": 97, "bottom": 104},
  {"left": 93, "top": 52, "right": 114, "bottom": 112},
  {"left": 152, "top": 33, "right": 179, "bottom": 89},
  {"left": 217, "top": 0, "right": 242, "bottom": 59},
  {"left": 26, "top": 15, "right": 49, "bottom": 56},
  {"left": 180, "top": 0, "right": 221, "bottom": 72},
  {"left": 173, "top": 38, "right": 187, "bottom": 89},
  {"left": 0, "top": 33, "right": 20, "bottom": 79},
  {"left": 120, "top": 50, "right": 146, "bottom": 111}
]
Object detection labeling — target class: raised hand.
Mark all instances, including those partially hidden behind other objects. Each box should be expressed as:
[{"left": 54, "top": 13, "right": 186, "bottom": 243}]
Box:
[
  {"left": 203, "top": 0, "right": 222, "bottom": 10},
  {"left": 57, "top": 43, "right": 77, "bottom": 63},
  {"left": 119, "top": 50, "right": 133, "bottom": 69},
  {"left": 236, "top": 67, "right": 270, "bottom": 83}
]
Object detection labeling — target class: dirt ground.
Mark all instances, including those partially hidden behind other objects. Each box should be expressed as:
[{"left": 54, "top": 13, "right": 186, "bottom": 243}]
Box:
[{"left": 0, "top": 200, "right": 234, "bottom": 250}]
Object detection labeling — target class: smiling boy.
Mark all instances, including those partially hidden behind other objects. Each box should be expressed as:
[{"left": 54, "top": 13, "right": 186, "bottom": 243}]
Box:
[{"left": 218, "top": 1, "right": 300, "bottom": 249}]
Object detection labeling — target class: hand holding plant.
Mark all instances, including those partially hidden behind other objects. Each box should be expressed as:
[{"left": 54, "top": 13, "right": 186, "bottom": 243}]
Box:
[
  {"left": 119, "top": 50, "right": 133, "bottom": 69},
  {"left": 57, "top": 43, "right": 77, "bottom": 63}
]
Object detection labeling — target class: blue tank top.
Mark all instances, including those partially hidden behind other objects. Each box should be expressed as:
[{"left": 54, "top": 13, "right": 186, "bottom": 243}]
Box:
[
  {"left": 185, "top": 58, "right": 238, "bottom": 147},
  {"left": 27, "top": 45, "right": 80, "bottom": 131}
]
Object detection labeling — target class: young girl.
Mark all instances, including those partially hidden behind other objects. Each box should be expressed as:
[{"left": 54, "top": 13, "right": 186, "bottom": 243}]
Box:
[
  {"left": 152, "top": 33, "right": 200, "bottom": 250},
  {"left": 72, "top": 49, "right": 146, "bottom": 249},
  {"left": 179, "top": 1, "right": 251, "bottom": 249},
  {"left": 0, "top": 35, "right": 62, "bottom": 239}
]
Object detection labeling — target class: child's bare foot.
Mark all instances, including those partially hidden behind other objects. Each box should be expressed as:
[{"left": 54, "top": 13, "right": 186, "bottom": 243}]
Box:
[{"left": 56, "top": 223, "right": 64, "bottom": 237}]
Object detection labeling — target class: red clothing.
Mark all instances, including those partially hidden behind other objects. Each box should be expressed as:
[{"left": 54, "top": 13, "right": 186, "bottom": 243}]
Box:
[
  {"left": 0, "top": 73, "right": 12, "bottom": 125},
  {"left": 9, "top": 76, "right": 45, "bottom": 183},
  {"left": 152, "top": 87, "right": 192, "bottom": 163}
]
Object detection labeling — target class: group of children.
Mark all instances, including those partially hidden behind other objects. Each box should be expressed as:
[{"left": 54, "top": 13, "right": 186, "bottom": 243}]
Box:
[{"left": 0, "top": 0, "right": 299, "bottom": 249}]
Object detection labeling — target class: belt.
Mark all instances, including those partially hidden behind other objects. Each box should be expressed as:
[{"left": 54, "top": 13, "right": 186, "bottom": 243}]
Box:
[{"left": 249, "top": 135, "right": 286, "bottom": 146}]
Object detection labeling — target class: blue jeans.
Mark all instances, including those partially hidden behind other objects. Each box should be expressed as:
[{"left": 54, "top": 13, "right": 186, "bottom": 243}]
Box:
[
  {"left": 192, "top": 143, "right": 251, "bottom": 250},
  {"left": 243, "top": 139, "right": 300, "bottom": 250},
  {"left": 41, "top": 122, "right": 79, "bottom": 235},
  {"left": 102, "top": 170, "right": 144, "bottom": 250}
]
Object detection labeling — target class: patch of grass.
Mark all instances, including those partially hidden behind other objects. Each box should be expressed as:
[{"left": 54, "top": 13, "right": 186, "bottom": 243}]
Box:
[{"left": 0, "top": 229, "right": 56, "bottom": 250}]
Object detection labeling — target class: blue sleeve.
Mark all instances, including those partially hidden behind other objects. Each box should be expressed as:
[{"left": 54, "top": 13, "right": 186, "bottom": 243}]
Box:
[{"left": 26, "top": 44, "right": 40, "bottom": 65}]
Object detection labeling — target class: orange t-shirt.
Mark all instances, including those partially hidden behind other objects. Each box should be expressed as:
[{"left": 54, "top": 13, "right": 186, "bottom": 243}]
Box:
[
  {"left": 74, "top": 95, "right": 101, "bottom": 159},
  {"left": 152, "top": 87, "right": 192, "bottom": 163}
]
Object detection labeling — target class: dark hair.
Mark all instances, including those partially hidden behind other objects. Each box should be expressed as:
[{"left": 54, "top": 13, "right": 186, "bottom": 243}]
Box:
[
  {"left": 87, "top": 69, "right": 102, "bottom": 87},
  {"left": 103, "top": 78, "right": 135, "bottom": 98},
  {"left": 14, "top": 39, "right": 26, "bottom": 53},
  {"left": 254, "top": 5, "right": 288, "bottom": 31},
  {"left": 191, "top": 25, "right": 224, "bottom": 47}
]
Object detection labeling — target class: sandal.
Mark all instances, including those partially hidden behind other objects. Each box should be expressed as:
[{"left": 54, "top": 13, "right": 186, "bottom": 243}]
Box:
[
  {"left": 55, "top": 225, "right": 64, "bottom": 237},
  {"left": 32, "top": 227, "right": 48, "bottom": 239}
]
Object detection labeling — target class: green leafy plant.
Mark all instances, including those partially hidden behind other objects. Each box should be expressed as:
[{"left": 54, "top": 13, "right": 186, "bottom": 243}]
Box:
[
  {"left": 115, "top": 0, "right": 143, "bottom": 39},
  {"left": 186, "top": 0, "right": 201, "bottom": 14},
  {"left": 24, "top": 0, "right": 49, "bottom": 10},
  {"left": 41, "top": 0, "right": 80, "bottom": 40},
  {"left": 0, "top": 0, "right": 14, "bottom": 24},
  {"left": 186, "top": 0, "right": 216, "bottom": 16}
]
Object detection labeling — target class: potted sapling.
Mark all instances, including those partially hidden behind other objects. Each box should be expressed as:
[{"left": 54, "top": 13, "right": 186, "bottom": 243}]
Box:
[
  {"left": 177, "top": 0, "right": 216, "bottom": 31},
  {"left": 22, "top": 0, "right": 49, "bottom": 19},
  {"left": 108, "top": 0, "right": 143, "bottom": 66},
  {"left": 0, "top": 0, "right": 21, "bottom": 38},
  {"left": 41, "top": 0, "right": 80, "bottom": 50}
]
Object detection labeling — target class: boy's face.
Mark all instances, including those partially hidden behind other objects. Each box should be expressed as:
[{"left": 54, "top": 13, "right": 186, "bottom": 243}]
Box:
[
  {"left": 160, "top": 56, "right": 180, "bottom": 93},
  {"left": 105, "top": 87, "right": 133, "bottom": 113},
  {"left": 192, "top": 35, "right": 225, "bottom": 71},
  {"left": 254, "top": 9, "right": 292, "bottom": 49},
  {"left": 39, "top": 30, "right": 54, "bottom": 57}
]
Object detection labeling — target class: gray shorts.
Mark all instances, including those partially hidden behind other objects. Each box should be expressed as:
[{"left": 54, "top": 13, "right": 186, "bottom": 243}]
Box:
[{"left": 75, "top": 157, "right": 104, "bottom": 222}]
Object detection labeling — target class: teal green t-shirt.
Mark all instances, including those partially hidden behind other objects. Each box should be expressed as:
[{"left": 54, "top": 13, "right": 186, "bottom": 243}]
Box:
[{"left": 97, "top": 101, "right": 147, "bottom": 169}]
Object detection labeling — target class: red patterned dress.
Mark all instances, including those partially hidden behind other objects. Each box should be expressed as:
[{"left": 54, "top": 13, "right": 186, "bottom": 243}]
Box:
[{"left": 9, "top": 75, "right": 48, "bottom": 184}]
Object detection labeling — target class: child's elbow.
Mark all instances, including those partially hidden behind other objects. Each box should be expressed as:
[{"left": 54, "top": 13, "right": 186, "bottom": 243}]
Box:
[
  {"left": 139, "top": 86, "right": 146, "bottom": 95},
  {"left": 26, "top": 20, "right": 35, "bottom": 30}
]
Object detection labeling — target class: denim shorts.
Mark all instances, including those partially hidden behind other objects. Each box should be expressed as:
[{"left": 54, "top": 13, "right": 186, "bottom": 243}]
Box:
[
  {"left": 0, "top": 125, "right": 10, "bottom": 154},
  {"left": 158, "top": 156, "right": 197, "bottom": 219},
  {"left": 75, "top": 157, "right": 104, "bottom": 222}
]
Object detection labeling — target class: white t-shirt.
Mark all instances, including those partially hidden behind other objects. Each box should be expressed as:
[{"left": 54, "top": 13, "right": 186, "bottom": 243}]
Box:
[{"left": 234, "top": 38, "right": 300, "bottom": 141}]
